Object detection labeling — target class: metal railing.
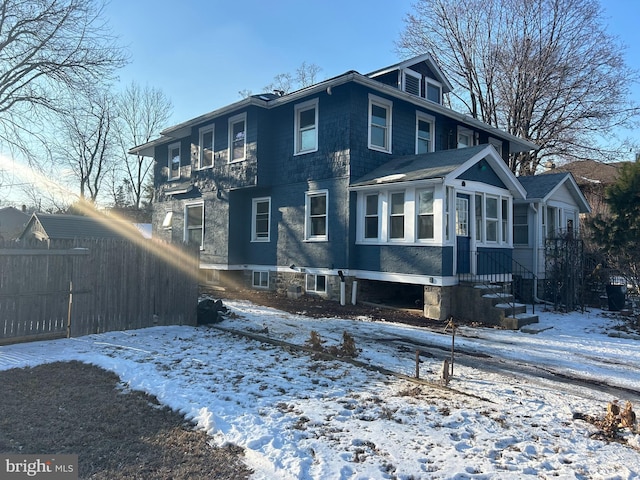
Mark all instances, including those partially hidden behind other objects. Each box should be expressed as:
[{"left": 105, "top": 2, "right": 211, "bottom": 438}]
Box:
[{"left": 459, "top": 249, "right": 537, "bottom": 316}]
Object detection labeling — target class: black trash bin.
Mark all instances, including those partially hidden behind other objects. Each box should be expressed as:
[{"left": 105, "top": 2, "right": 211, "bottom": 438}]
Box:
[{"left": 606, "top": 284, "right": 626, "bottom": 311}]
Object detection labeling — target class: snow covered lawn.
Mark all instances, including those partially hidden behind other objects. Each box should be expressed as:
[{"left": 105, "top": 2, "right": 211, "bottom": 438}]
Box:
[{"left": 1, "top": 301, "right": 639, "bottom": 479}]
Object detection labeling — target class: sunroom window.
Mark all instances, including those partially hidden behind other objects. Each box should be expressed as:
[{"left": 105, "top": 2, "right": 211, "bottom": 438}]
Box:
[{"left": 417, "top": 189, "right": 434, "bottom": 239}]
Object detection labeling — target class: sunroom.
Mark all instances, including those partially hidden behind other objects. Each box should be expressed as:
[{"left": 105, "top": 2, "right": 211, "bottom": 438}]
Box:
[{"left": 350, "top": 144, "right": 527, "bottom": 287}]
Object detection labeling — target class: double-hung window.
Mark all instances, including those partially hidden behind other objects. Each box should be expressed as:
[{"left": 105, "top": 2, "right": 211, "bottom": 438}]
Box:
[
  {"left": 198, "top": 126, "right": 214, "bottom": 169},
  {"left": 368, "top": 95, "right": 392, "bottom": 153},
  {"left": 185, "top": 203, "right": 204, "bottom": 249},
  {"left": 364, "top": 194, "right": 379, "bottom": 239},
  {"left": 513, "top": 204, "right": 529, "bottom": 245},
  {"left": 501, "top": 198, "right": 509, "bottom": 243},
  {"left": 475, "top": 194, "right": 483, "bottom": 241},
  {"left": 485, "top": 196, "right": 499, "bottom": 242},
  {"left": 306, "top": 191, "right": 328, "bottom": 241},
  {"left": 426, "top": 79, "right": 442, "bottom": 104},
  {"left": 229, "top": 113, "right": 246, "bottom": 162},
  {"left": 168, "top": 142, "right": 181, "bottom": 180},
  {"left": 417, "top": 189, "right": 434, "bottom": 239},
  {"left": 416, "top": 113, "right": 435, "bottom": 154},
  {"left": 457, "top": 127, "right": 474, "bottom": 149},
  {"left": 389, "top": 192, "right": 405, "bottom": 239},
  {"left": 294, "top": 99, "right": 318, "bottom": 154},
  {"left": 252, "top": 197, "right": 271, "bottom": 242}
]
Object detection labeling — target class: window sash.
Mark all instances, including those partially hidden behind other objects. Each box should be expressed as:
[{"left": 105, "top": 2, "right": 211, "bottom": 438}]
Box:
[
  {"left": 296, "top": 105, "right": 317, "bottom": 153},
  {"left": 389, "top": 192, "right": 405, "bottom": 239},
  {"left": 168, "top": 144, "right": 180, "bottom": 179},
  {"left": 185, "top": 204, "right": 204, "bottom": 248},
  {"left": 252, "top": 271, "right": 269, "bottom": 288},
  {"left": 513, "top": 204, "right": 529, "bottom": 245},
  {"left": 417, "top": 189, "right": 434, "bottom": 239},
  {"left": 485, "top": 197, "right": 498, "bottom": 242},
  {"left": 230, "top": 117, "right": 246, "bottom": 161},
  {"left": 199, "top": 128, "right": 214, "bottom": 168},
  {"left": 252, "top": 198, "right": 270, "bottom": 241},
  {"left": 307, "top": 192, "right": 328, "bottom": 239},
  {"left": 306, "top": 274, "right": 326, "bottom": 293},
  {"left": 416, "top": 118, "right": 433, "bottom": 154},
  {"left": 364, "top": 194, "right": 379, "bottom": 239},
  {"left": 369, "top": 97, "right": 391, "bottom": 151}
]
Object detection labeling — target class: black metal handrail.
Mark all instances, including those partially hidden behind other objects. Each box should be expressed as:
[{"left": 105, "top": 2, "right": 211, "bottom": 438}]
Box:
[{"left": 459, "top": 249, "right": 537, "bottom": 316}]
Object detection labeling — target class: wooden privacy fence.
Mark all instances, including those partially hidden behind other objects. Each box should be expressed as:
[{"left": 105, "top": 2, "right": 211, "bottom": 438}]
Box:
[{"left": 0, "top": 238, "right": 199, "bottom": 345}]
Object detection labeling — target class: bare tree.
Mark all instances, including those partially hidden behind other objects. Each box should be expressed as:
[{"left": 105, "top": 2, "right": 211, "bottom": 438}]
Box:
[
  {"left": 57, "top": 91, "right": 114, "bottom": 203},
  {"left": 262, "top": 62, "right": 323, "bottom": 95},
  {"left": 0, "top": 0, "right": 127, "bottom": 157},
  {"left": 398, "top": 0, "right": 640, "bottom": 174},
  {"left": 114, "top": 82, "right": 173, "bottom": 209}
]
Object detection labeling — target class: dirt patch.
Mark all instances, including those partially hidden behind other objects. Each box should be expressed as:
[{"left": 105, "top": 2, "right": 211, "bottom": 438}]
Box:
[
  {"left": 207, "top": 286, "right": 447, "bottom": 328},
  {"left": 0, "top": 361, "right": 251, "bottom": 480}
]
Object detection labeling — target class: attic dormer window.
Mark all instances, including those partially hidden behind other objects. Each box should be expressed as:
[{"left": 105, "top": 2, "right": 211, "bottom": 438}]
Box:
[
  {"left": 402, "top": 69, "right": 421, "bottom": 97},
  {"left": 426, "top": 78, "right": 442, "bottom": 104}
]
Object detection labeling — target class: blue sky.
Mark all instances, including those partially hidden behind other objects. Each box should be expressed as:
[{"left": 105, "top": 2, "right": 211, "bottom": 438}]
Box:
[
  {"left": 104, "top": 0, "right": 415, "bottom": 125},
  {"left": 104, "top": 0, "right": 640, "bottom": 154}
]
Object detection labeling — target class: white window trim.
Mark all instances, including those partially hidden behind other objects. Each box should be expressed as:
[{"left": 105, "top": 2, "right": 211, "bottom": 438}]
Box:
[
  {"left": 416, "top": 187, "right": 436, "bottom": 241},
  {"left": 388, "top": 191, "right": 406, "bottom": 241},
  {"left": 485, "top": 195, "right": 499, "bottom": 243},
  {"left": 416, "top": 112, "right": 435, "bottom": 154},
  {"left": 457, "top": 126, "right": 475, "bottom": 149},
  {"left": 425, "top": 78, "right": 443, "bottom": 104},
  {"left": 251, "top": 197, "right": 271, "bottom": 242},
  {"left": 363, "top": 193, "right": 380, "bottom": 241},
  {"left": 513, "top": 204, "right": 529, "bottom": 246},
  {"left": 168, "top": 142, "right": 181, "bottom": 180},
  {"left": 305, "top": 273, "right": 327, "bottom": 293},
  {"left": 294, "top": 98, "right": 318, "bottom": 155},
  {"left": 474, "top": 192, "right": 512, "bottom": 246},
  {"left": 402, "top": 69, "right": 422, "bottom": 96},
  {"left": 198, "top": 125, "right": 214, "bottom": 170},
  {"left": 252, "top": 270, "right": 269, "bottom": 288},
  {"left": 184, "top": 202, "right": 205, "bottom": 250},
  {"left": 368, "top": 94, "right": 393, "bottom": 153},
  {"left": 228, "top": 112, "right": 247, "bottom": 163},
  {"left": 305, "top": 190, "right": 329, "bottom": 241}
]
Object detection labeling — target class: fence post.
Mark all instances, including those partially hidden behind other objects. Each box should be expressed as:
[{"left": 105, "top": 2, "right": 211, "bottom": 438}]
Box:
[{"left": 67, "top": 280, "right": 72, "bottom": 338}]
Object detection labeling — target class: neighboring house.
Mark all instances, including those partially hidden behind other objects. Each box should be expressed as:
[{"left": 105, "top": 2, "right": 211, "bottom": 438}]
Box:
[
  {"left": 546, "top": 160, "right": 626, "bottom": 219},
  {"left": 0, "top": 206, "right": 29, "bottom": 241},
  {"left": 19, "top": 213, "right": 142, "bottom": 242},
  {"left": 514, "top": 173, "right": 591, "bottom": 302},
  {"left": 130, "top": 54, "right": 590, "bottom": 326}
]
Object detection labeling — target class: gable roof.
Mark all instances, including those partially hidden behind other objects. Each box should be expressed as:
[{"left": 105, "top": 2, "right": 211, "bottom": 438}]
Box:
[
  {"left": 0, "top": 206, "right": 29, "bottom": 239},
  {"left": 366, "top": 53, "right": 454, "bottom": 94},
  {"left": 350, "top": 144, "right": 527, "bottom": 199},
  {"left": 130, "top": 55, "right": 538, "bottom": 157},
  {"left": 516, "top": 173, "right": 591, "bottom": 213},
  {"left": 19, "top": 213, "right": 141, "bottom": 241},
  {"left": 547, "top": 160, "right": 626, "bottom": 187}
]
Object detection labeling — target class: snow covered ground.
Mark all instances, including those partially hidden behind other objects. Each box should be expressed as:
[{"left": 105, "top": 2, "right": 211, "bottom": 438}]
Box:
[{"left": 1, "top": 301, "right": 640, "bottom": 479}]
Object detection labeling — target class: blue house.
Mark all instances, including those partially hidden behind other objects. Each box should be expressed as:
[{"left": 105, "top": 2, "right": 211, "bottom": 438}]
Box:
[{"left": 131, "top": 54, "right": 589, "bottom": 327}]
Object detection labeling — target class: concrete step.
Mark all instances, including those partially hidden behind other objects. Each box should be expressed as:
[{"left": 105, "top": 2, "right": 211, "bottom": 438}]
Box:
[
  {"left": 501, "top": 313, "right": 539, "bottom": 330},
  {"left": 494, "top": 302, "right": 527, "bottom": 317}
]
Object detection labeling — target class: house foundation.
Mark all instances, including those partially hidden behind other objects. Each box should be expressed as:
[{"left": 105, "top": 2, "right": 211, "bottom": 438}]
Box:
[{"left": 423, "top": 285, "right": 453, "bottom": 321}]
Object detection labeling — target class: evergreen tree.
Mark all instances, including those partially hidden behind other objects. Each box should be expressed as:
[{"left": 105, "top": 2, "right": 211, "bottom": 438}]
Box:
[{"left": 589, "top": 162, "right": 640, "bottom": 288}]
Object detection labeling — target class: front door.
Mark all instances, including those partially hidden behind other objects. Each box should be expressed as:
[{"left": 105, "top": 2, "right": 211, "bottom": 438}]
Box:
[{"left": 456, "top": 194, "right": 471, "bottom": 274}]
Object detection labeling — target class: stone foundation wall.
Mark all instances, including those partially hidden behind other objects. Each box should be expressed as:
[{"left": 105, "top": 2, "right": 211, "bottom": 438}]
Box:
[{"left": 423, "top": 285, "right": 454, "bottom": 321}]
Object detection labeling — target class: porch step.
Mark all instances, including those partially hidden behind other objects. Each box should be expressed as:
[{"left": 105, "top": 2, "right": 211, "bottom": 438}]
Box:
[
  {"left": 452, "top": 282, "right": 539, "bottom": 330},
  {"left": 494, "top": 302, "right": 527, "bottom": 317},
  {"left": 500, "top": 312, "right": 540, "bottom": 330}
]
